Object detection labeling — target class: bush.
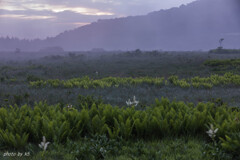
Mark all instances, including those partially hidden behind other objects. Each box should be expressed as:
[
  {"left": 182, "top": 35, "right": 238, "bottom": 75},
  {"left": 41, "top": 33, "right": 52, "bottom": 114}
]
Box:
[
  {"left": 220, "top": 132, "right": 240, "bottom": 159},
  {"left": 77, "top": 94, "right": 103, "bottom": 110}
]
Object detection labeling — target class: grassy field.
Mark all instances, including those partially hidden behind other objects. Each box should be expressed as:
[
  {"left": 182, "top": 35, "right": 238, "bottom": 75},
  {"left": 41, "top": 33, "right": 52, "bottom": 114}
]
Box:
[
  {"left": 1, "top": 50, "right": 240, "bottom": 107},
  {"left": 0, "top": 137, "right": 212, "bottom": 160},
  {"left": 0, "top": 50, "right": 240, "bottom": 159}
]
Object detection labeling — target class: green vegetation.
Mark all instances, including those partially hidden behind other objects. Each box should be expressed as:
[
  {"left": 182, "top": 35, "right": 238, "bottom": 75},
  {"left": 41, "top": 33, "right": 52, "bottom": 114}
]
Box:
[
  {"left": 0, "top": 98, "right": 239, "bottom": 159},
  {"left": 29, "top": 72, "right": 240, "bottom": 89},
  {"left": 209, "top": 48, "right": 240, "bottom": 54},
  {"left": 1, "top": 50, "right": 240, "bottom": 159},
  {"left": 29, "top": 76, "right": 165, "bottom": 89},
  {"left": 0, "top": 136, "right": 212, "bottom": 160},
  {"left": 204, "top": 59, "right": 240, "bottom": 73},
  {"left": 220, "top": 132, "right": 240, "bottom": 157},
  {"left": 204, "top": 59, "right": 240, "bottom": 67}
]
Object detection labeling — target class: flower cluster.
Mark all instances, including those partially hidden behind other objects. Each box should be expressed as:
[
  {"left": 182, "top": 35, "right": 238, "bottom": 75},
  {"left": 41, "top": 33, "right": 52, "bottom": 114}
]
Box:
[
  {"left": 126, "top": 96, "right": 139, "bottom": 106},
  {"left": 206, "top": 124, "right": 218, "bottom": 139},
  {"left": 39, "top": 136, "right": 50, "bottom": 151},
  {"left": 67, "top": 104, "right": 73, "bottom": 109}
]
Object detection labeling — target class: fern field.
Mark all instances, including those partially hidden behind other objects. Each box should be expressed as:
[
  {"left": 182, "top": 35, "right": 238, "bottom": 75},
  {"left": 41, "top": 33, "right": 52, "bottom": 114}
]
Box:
[
  {"left": 29, "top": 72, "right": 240, "bottom": 89},
  {"left": 0, "top": 98, "right": 239, "bottom": 159}
]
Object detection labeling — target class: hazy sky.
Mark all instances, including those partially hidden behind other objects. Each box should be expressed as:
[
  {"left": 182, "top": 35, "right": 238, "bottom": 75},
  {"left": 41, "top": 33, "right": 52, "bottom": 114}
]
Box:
[{"left": 0, "top": 0, "right": 196, "bottom": 39}]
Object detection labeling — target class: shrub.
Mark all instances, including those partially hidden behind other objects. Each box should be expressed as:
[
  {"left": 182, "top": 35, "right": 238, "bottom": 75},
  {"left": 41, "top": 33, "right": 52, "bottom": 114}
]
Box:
[{"left": 220, "top": 132, "right": 240, "bottom": 158}]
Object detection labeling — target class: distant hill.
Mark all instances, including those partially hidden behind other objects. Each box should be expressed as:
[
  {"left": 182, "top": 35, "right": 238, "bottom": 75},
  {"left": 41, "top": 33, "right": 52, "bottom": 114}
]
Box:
[{"left": 0, "top": 0, "right": 240, "bottom": 51}]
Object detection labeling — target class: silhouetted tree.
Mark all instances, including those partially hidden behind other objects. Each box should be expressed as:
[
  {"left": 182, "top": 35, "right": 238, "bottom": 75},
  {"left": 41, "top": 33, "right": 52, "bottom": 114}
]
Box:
[{"left": 219, "top": 38, "right": 224, "bottom": 49}]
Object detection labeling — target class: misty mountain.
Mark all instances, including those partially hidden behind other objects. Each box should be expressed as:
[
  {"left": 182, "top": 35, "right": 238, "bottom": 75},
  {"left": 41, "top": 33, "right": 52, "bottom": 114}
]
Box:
[{"left": 1, "top": 0, "right": 240, "bottom": 51}]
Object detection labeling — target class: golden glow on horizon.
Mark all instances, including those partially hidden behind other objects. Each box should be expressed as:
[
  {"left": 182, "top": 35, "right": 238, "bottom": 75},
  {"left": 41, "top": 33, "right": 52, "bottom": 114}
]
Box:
[
  {"left": 56, "top": 22, "right": 90, "bottom": 27},
  {"left": 0, "top": 2, "right": 114, "bottom": 16},
  {"left": 0, "top": 14, "right": 55, "bottom": 19},
  {"left": 73, "top": 22, "right": 91, "bottom": 26},
  {"left": 49, "top": 6, "right": 114, "bottom": 15},
  {"left": 0, "top": 3, "right": 25, "bottom": 11}
]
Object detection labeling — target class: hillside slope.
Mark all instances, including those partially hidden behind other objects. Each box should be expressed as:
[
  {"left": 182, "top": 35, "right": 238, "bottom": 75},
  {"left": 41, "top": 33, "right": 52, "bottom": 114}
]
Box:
[{"left": 0, "top": 0, "right": 239, "bottom": 51}]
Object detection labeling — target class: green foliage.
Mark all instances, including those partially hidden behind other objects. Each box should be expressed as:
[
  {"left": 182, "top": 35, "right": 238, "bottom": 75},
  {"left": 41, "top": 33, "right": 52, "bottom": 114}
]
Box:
[
  {"left": 0, "top": 130, "right": 29, "bottom": 149},
  {"left": 29, "top": 72, "right": 240, "bottom": 89},
  {"left": 202, "top": 142, "right": 232, "bottom": 160},
  {"left": 77, "top": 94, "right": 103, "bottom": 110},
  {"left": 29, "top": 76, "right": 165, "bottom": 89},
  {"left": 110, "top": 137, "right": 207, "bottom": 160},
  {"left": 168, "top": 75, "right": 191, "bottom": 88},
  {"left": 209, "top": 49, "right": 240, "bottom": 54},
  {"left": 220, "top": 132, "right": 240, "bottom": 158},
  {"left": 0, "top": 97, "right": 240, "bottom": 150},
  {"left": 54, "top": 135, "right": 122, "bottom": 160},
  {"left": 204, "top": 59, "right": 240, "bottom": 67},
  {"left": 0, "top": 105, "right": 30, "bottom": 149},
  {"left": 204, "top": 59, "right": 240, "bottom": 74}
]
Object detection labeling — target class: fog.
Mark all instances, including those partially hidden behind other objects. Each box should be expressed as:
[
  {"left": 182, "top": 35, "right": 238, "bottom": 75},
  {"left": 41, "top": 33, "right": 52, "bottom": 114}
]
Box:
[
  {"left": 0, "top": 0, "right": 195, "bottom": 39},
  {"left": 0, "top": 0, "right": 239, "bottom": 53}
]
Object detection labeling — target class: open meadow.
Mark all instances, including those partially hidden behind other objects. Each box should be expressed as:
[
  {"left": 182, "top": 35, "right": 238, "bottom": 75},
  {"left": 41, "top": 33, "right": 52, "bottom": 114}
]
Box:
[{"left": 0, "top": 50, "right": 240, "bottom": 159}]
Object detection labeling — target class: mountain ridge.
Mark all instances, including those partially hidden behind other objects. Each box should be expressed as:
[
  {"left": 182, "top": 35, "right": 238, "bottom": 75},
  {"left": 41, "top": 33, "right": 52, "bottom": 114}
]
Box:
[{"left": 1, "top": 0, "right": 240, "bottom": 51}]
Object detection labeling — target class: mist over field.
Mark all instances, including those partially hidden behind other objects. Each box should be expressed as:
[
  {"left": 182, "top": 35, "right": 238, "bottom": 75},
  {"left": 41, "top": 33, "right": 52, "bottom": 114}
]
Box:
[
  {"left": 0, "top": 0, "right": 239, "bottom": 52},
  {"left": 1, "top": 0, "right": 240, "bottom": 159}
]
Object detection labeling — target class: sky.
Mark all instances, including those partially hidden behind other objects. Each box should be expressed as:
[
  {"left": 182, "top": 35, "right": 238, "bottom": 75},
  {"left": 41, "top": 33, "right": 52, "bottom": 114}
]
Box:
[{"left": 0, "top": 0, "right": 196, "bottom": 39}]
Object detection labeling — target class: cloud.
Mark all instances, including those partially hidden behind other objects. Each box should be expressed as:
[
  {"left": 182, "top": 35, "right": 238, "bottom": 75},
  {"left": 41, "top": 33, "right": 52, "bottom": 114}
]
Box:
[
  {"left": 0, "top": 0, "right": 115, "bottom": 16},
  {"left": 0, "top": 14, "right": 55, "bottom": 19},
  {"left": 1, "top": 0, "right": 196, "bottom": 16},
  {"left": 0, "top": 2, "right": 25, "bottom": 11},
  {"left": 0, "top": 0, "right": 196, "bottom": 39},
  {"left": 0, "top": 8, "right": 114, "bottom": 39}
]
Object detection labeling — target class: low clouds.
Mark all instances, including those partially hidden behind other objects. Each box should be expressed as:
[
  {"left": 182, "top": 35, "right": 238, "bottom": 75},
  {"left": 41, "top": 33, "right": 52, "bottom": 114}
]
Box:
[
  {"left": 0, "top": 0, "right": 195, "bottom": 39},
  {"left": 0, "top": 9, "right": 114, "bottom": 39},
  {"left": 0, "top": 0, "right": 115, "bottom": 15},
  {"left": 0, "top": 14, "right": 55, "bottom": 20},
  {"left": 1, "top": 0, "right": 195, "bottom": 15}
]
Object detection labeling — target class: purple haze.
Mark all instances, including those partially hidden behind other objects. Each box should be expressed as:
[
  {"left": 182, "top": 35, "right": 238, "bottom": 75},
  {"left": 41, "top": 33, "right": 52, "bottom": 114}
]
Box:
[{"left": 0, "top": 0, "right": 239, "bottom": 51}]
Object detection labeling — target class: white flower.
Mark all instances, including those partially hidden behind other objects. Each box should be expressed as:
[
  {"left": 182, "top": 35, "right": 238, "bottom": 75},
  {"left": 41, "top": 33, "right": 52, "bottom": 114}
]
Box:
[
  {"left": 126, "top": 96, "right": 139, "bottom": 106},
  {"left": 67, "top": 105, "right": 73, "bottom": 109},
  {"left": 133, "top": 96, "right": 136, "bottom": 101},
  {"left": 39, "top": 136, "right": 50, "bottom": 151},
  {"left": 100, "top": 147, "right": 106, "bottom": 153},
  {"left": 132, "top": 96, "right": 139, "bottom": 106},
  {"left": 206, "top": 124, "right": 218, "bottom": 139},
  {"left": 126, "top": 99, "right": 132, "bottom": 106}
]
